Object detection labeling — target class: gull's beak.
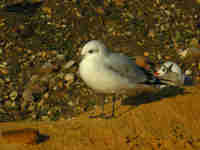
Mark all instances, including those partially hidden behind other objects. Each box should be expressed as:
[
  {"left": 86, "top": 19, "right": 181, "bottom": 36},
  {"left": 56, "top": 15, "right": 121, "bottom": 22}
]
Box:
[{"left": 154, "top": 72, "right": 159, "bottom": 76}]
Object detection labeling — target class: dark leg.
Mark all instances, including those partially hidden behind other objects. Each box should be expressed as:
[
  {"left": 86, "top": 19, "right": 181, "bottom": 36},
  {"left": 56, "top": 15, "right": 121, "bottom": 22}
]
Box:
[
  {"left": 89, "top": 95, "right": 106, "bottom": 118},
  {"left": 111, "top": 95, "right": 116, "bottom": 117},
  {"left": 100, "top": 99, "right": 105, "bottom": 116}
]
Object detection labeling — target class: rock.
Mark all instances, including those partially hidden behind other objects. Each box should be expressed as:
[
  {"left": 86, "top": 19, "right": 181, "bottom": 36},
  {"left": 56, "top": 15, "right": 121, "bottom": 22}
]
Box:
[
  {"left": 67, "top": 101, "right": 74, "bottom": 106},
  {"left": 63, "top": 60, "right": 76, "bottom": 69},
  {"left": 143, "top": 52, "right": 149, "bottom": 57},
  {"left": 196, "top": 0, "right": 200, "bottom": 4},
  {"left": 64, "top": 73, "right": 75, "bottom": 82},
  {"left": 177, "top": 49, "right": 188, "bottom": 58},
  {"left": 0, "top": 78, "right": 5, "bottom": 85},
  {"left": 147, "top": 29, "right": 155, "bottom": 39},
  {"left": 185, "top": 69, "right": 192, "bottom": 75},
  {"left": 9, "top": 91, "right": 18, "bottom": 101},
  {"left": 40, "top": 62, "right": 54, "bottom": 74},
  {"left": 43, "top": 92, "right": 49, "bottom": 99},
  {"left": 95, "top": 7, "right": 105, "bottom": 15},
  {"left": 56, "top": 54, "right": 65, "bottom": 60}
]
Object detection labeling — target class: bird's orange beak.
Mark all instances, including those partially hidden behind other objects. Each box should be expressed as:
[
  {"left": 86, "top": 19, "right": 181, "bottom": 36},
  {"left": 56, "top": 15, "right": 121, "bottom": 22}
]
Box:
[{"left": 154, "top": 72, "right": 159, "bottom": 76}]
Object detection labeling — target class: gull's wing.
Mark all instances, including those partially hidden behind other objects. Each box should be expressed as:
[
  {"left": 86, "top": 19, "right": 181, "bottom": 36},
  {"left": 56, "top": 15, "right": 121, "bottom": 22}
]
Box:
[{"left": 104, "top": 52, "right": 148, "bottom": 83}]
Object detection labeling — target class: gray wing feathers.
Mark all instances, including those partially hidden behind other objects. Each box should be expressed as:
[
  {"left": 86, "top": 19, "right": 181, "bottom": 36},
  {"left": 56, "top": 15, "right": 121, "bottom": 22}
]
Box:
[{"left": 104, "top": 53, "right": 147, "bottom": 83}]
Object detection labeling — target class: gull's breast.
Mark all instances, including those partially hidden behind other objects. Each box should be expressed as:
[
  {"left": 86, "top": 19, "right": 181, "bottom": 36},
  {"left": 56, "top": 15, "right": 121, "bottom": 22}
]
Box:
[{"left": 79, "top": 57, "right": 136, "bottom": 93}]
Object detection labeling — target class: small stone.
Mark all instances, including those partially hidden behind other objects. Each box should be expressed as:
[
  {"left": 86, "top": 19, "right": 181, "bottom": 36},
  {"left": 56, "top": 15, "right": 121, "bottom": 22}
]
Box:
[
  {"left": 185, "top": 70, "right": 192, "bottom": 75},
  {"left": 114, "top": 0, "right": 125, "bottom": 7},
  {"left": 164, "top": 56, "right": 171, "bottom": 60},
  {"left": 9, "top": 91, "right": 18, "bottom": 101},
  {"left": 67, "top": 101, "right": 74, "bottom": 106},
  {"left": 0, "top": 108, "right": 6, "bottom": 113},
  {"left": 95, "top": 7, "right": 105, "bottom": 15},
  {"left": 4, "top": 101, "right": 12, "bottom": 107},
  {"left": 56, "top": 54, "right": 65, "bottom": 60},
  {"left": 144, "top": 52, "right": 149, "bottom": 57},
  {"left": 177, "top": 49, "right": 188, "bottom": 58},
  {"left": 64, "top": 73, "right": 75, "bottom": 82},
  {"left": 0, "top": 68, "right": 8, "bottom": 75},
  {"left": 148, "top": 29, "right": 155, "bottom": 39},
  {"left": 157, "top": 54, "right": 162, "bottom": 60},
  {"left": 171, "top": 4, "right": 175, "bottom": 8},
  {"left": 63, "top": 60, "right": 75, "bottom": 69},
  {"left": 190, "top": 38, "right": 199, "bottom": 46},
  {"left": 43, "top": 92, "right": 49, "bottom": 99},
  {"left": 57, "top": 72, "right": 64, "bottom": 79},
  {"left": 30, "top": 75, "right": 40, "bottom": 82},
  {"left": 42, "top": 7, "right": 52, "bottom": 15},
  {"left": 41, "top": 116, "right": 49, "bottom": 121},
  {"left": 196, "top": 76, "right": 200, "bottom": 81},
  {"left": 40, "top": 62, "right": 54, "bottom": 74},
  {"left": 0, "top": 48, "right": 3, "bottom": 54},
  {"left": 57, "top": 81, "right": 64, "bottom": 88},
  {"left": 196, "top": 0, "right": 200, "bottom": 4}
]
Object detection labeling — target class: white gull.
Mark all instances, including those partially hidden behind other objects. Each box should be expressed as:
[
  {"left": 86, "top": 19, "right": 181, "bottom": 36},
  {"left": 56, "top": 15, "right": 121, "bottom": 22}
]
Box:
[{"left": 79, "top": 40, "right": 166, "bottom": 118}]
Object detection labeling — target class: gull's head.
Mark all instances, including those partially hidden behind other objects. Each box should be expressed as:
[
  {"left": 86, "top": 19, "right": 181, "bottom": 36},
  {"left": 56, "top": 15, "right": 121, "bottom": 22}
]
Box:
[
  {"left": 154, "top": 61, "right": 182, "bottom": 77},
  {"left": 80, "top": 40, "right": 109, "bottom": 60}
]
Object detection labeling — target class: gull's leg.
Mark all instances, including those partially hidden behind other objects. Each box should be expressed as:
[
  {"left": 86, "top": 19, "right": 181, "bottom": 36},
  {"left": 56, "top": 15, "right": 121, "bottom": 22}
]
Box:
[
  {"left": 89, "top": 94, "right": 105, "bottom": 118},
  {"left": 111, "top": 95, "right": 116, "bottom": 117},
  {"left": 100, "top": 98, "right": 105, "bottom": 116}
]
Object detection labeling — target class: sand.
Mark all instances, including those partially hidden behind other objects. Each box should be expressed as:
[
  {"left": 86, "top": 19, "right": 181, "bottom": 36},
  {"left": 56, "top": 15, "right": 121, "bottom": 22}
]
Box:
[{"left": 0, "top": 85, "right": 200, "bottom": 150}]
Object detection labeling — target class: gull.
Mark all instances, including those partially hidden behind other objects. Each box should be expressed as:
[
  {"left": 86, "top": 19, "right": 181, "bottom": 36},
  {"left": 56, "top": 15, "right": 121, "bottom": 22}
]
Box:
[
  {"left": 154, "top": 61, "right": 185, "bottom": 87},
  {"left": 79, "top": 40, "right": 166, "bottom": 118}
]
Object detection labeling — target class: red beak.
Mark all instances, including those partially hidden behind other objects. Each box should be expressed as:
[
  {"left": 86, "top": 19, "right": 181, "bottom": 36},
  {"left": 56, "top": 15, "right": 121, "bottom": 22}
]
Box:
[{"left": 154, "top": 72, "right": 159, "bottom": 76}]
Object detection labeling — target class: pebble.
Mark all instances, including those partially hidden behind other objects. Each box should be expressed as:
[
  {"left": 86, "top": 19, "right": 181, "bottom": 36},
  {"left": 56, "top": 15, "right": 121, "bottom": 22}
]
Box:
[
  {"left": 64, "top": 73, "right": 75, "bottom": 82},
  {"left": 5, "top": 77, "right": 10, "bottom": 82},
  {"left": 56, "top": 54, "right": 65, "bottom": 60},
  {"left": 9, "top": 91, "right": 18, "bottom": 101},
  {"left": 67, "top": 101, "right": 74, "bottom": 106},
  {"left": 197, "top": 0, "right": 200, "bottom": 4},
  {"left": 144, "top": 52, "right": 149, "bottom": 57},
  {"left": 185, "top": 70, "right": 192, "bottom": 75},
  {"left": 0, "top": 78, "right": 4, "bottom": 85},
  {"left": 177, "top": 49, "right": 188, "bottom": 58},
  {"left": 0, "top": 48, "right": 3, "bottom": 54},
  {"left": 43, "top": 92, "right": 49, "bottom": 99},
  {"left": 63, "top": 60, "right": 76, "bottom": 69}
]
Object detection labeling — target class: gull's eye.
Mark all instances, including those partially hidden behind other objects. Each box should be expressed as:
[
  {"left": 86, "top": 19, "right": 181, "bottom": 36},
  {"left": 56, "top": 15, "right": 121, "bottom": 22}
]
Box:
[
  {"left": 162, "top": 67, "right": 167, "bottom": 73},
  {"left": 88, "top": 49, "right": 94, "bottom": 54}
]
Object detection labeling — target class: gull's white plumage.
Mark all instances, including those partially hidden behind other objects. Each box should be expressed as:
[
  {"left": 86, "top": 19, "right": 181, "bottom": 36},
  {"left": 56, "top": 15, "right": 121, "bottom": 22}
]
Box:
[
  {"left": 79, "top": 40, "right": 157, "bottom": 117},
  {"left": 79, "top": 40, "right": 148, "bottom": 93}
]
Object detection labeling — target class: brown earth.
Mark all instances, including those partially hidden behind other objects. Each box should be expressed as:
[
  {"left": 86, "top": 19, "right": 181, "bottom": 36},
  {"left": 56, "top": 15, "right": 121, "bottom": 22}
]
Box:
[{"left": 0, "top": 85, "right": 200, "bottom": 150}]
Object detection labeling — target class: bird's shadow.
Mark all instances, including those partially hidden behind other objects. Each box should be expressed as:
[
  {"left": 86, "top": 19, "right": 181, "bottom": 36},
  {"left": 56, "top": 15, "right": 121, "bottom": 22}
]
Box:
[
  {"left": 36, "top": 133, "right": 50, "bottom": 144},
  {"left": 121, "top": 86, "right": 189, "bottom": 107}
]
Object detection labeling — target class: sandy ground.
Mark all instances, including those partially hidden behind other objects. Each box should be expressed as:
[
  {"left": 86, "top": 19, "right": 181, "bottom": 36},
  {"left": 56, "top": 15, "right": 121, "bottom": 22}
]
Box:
[{"left": 0, "top": 85, "right": 200, "bottom": 150}]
